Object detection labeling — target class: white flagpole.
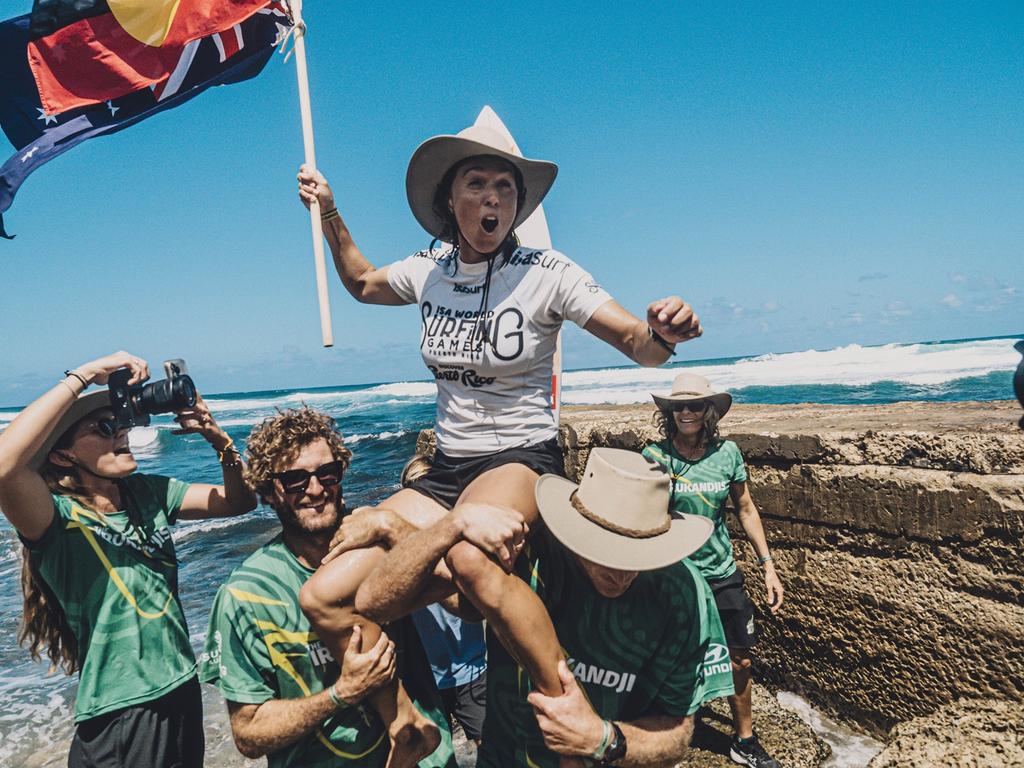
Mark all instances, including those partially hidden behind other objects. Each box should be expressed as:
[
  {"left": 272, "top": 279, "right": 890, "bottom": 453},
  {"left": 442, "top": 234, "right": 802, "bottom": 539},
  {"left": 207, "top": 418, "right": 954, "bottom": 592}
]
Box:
[{"left": 289, "top": 0, "right": 333, "bottom": 347}]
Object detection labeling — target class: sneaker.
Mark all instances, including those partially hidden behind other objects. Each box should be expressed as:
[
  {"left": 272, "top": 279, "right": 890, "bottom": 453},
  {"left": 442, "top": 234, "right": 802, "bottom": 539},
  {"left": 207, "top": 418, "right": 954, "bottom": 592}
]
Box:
[{"left": 729, "top": 734, "right": 781, "bottom": 768}]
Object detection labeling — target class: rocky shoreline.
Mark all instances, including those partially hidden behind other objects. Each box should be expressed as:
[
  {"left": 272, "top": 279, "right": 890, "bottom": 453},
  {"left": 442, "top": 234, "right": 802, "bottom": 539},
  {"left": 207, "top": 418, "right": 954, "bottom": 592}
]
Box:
[{"left": 422, "top": 399, "right": 1024, "bottom": 766}]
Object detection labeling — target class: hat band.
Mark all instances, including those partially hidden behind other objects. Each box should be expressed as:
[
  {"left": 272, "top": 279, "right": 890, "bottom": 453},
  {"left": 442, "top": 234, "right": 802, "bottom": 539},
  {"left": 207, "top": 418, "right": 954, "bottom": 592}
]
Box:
[{"left": 570, "top": 490, "right": 671, "bottom": 540}]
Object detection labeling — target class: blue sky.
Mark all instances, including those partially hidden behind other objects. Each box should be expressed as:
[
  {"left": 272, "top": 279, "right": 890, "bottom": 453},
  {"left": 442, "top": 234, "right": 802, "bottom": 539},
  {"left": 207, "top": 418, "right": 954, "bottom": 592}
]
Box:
[{"left": 1, "top": 1, "right": 1021, "bottom": 405}]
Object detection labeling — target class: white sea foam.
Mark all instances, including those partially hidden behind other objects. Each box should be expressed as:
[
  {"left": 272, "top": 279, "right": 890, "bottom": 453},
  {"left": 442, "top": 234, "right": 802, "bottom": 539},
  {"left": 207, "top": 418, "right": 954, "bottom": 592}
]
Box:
[
  {"left": 362, "top": 381, "right": 436, "bottom": 398},
  {"left": 777, "top": 691, "right": 883, "bottom": 767},
  {"left": 560, "top": 338, "right": 1020, "bottom": 404},
  {"left": 345, "top": 430, "right": 412, "bottom": 443}
]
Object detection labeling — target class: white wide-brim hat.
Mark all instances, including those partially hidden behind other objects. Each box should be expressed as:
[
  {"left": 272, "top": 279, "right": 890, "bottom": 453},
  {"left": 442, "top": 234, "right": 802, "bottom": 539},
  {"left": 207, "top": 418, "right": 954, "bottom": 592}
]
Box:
[
  {"left": 406, "top": 123, "right": 558, "bottom": 240},
  {"left": 29, "top": 391, "right": 111, "bottom": 470},
  {"left": 535, "top": 448, "right": 712, "bottom": 571},
  {"left": 651, "top": 372, "right": 732, "bottom": 417}
]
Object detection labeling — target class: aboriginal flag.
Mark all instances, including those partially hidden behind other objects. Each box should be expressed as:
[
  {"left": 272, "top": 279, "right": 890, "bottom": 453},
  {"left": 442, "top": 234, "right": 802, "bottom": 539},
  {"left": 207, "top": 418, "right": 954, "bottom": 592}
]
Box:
[
  {"left": 29, "top": 0, "right": 271, "bottom": 115},
  {"left": 0, "top": 3, "right": 290, "bottom": 238}
]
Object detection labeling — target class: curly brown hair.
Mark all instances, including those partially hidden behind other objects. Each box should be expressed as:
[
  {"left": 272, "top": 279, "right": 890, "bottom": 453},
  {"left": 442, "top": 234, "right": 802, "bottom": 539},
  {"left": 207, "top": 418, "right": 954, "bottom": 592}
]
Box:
[{"left": 244, "top": 407, "right": 352, "bottom": 506}]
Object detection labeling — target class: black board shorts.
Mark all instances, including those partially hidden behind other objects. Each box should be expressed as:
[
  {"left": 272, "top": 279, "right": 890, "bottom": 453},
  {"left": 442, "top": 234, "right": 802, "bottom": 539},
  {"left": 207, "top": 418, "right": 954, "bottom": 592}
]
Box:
[
  {"left": 68, "top": 676, "right": 204, "bottom": 768},
  {"left": 409, "top": 438, "right": 566, "bottom": 510},
  {"left": 708, "top": 569, "right": 758, "bottom": 650},
  {"left": 439, "top": 669, "right": 488, "bottom": 742}
]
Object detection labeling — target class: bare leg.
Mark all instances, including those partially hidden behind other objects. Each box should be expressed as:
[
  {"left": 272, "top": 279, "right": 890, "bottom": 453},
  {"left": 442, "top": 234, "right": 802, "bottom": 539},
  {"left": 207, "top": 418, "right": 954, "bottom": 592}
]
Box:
[
  {"left": 445, "top": 463, "right": 565, "bottom": 695},
  {"left": 728, "top": 649, "right": 754, "bottom": 739},
  {"left": 300, "top": 489, "right": 448, "bottom": 768}
]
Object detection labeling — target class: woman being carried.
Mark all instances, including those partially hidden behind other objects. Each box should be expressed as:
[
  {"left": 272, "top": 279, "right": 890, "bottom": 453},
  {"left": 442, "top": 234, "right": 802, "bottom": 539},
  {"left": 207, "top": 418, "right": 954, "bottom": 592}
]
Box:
[
  {"left": 296, "top": 121, "right": 703, "bottom": 765},
  {"left": 0, "top": 351, "right": 256, "bottom": 768},
  {"left": 643, "top": 372, "right": 785, "bottom": 768}
]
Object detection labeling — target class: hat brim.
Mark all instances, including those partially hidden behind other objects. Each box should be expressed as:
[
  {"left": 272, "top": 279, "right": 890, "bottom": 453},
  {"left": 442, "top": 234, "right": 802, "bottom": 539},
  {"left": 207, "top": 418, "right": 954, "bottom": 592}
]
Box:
[
  {"left": 406, "top": 135, "right": 558, "bottom": 240},
  {"left": 535, "top": 474, "right": 713, "bottom": 571},
  {"left": 652, "top": 392, "right": 732, "bottom": 418},
  {"left": 29, "top": 391, "right": 112, "bottom": 470}
]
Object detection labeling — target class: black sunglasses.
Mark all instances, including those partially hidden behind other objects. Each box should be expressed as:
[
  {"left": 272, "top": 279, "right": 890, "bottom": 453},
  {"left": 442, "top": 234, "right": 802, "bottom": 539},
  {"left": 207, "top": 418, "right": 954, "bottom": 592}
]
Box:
[
  {"left": 672, "top": 400, "right": 708, "bottom": 413},
  {"left": 90, "top": 418, "right": 120, "bottom": 438},
  {"left": 273, "top": 460, "right": 344, "bottom": 494}
]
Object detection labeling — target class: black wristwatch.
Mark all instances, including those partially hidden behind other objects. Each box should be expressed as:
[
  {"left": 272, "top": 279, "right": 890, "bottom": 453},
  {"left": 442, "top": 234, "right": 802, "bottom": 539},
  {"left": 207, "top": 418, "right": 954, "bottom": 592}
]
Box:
[{"left": 597, "top": 721, "right": 627, "bottom": 765}]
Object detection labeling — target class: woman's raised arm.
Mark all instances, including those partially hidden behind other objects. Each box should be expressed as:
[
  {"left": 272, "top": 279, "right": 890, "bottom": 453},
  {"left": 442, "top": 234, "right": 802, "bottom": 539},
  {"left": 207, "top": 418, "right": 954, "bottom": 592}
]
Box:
[
  {"left": 297, "top": 165, "right": 409, "bottom": 306},
  {"left": 0, "top": 352, "right": 149, "bottom": 540}
]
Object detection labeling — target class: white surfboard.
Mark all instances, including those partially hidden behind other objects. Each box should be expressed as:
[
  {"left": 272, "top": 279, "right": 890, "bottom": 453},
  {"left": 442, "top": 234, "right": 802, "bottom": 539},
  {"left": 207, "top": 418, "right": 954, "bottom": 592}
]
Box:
[{"left": 473, "top": 106, "right": 564, "bottom": 424}]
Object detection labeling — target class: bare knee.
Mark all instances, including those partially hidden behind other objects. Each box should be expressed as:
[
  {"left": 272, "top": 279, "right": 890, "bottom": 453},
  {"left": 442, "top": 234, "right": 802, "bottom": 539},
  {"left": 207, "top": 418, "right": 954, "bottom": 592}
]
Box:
[
  {"left": 299, "top": 569, "right": 355, "bottom": 628},
  {"left": 445, "top": 540, "right": 498, "bottom": 588}
]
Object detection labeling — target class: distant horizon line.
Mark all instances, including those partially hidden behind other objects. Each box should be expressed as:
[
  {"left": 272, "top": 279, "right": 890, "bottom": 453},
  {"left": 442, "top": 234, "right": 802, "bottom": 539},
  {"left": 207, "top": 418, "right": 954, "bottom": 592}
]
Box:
[{"left": 6, "top": 331, "right": 1018, "bottom": 412}]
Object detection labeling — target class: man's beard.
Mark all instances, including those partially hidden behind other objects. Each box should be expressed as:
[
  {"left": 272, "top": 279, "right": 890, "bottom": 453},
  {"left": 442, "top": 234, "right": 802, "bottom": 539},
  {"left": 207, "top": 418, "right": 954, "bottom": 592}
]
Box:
[{"left": 274, "top": 494, "right": 343, "bottom": 537}]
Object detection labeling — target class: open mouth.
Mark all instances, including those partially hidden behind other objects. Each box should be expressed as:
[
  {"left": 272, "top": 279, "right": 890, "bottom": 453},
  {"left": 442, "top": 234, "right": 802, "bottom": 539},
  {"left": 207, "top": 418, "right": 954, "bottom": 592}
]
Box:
[
  {"left": 481, "top": 216, "right": 499, "bottom": 234},
  {"left": 113, "top": 446, "right": 132, "bottom": 455}
]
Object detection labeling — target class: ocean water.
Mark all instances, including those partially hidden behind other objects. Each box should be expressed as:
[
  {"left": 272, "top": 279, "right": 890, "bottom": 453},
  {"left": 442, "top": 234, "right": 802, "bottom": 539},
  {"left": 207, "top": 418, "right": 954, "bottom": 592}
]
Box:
[{"left": 0, "top": 335, "right": 1020, "bottom": 766}]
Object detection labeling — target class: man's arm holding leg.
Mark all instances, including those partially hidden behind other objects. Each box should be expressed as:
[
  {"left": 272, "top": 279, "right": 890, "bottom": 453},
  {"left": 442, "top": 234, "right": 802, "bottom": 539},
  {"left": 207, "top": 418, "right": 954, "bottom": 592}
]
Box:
[
  {"left": 226, "top": 625, "right": 395, "bottom": 759},
  {"left": 528, "top": 661, "right": 695, "bottom": 768},
  {"left": 356, "top": 503, "right": 526, "bottom": 623}
]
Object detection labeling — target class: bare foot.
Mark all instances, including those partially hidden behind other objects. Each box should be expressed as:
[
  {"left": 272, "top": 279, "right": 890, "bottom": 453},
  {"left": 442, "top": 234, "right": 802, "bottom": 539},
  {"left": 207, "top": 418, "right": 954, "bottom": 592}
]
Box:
[{"left": 384, "top": 714, "right": 441, "bottom": 768}]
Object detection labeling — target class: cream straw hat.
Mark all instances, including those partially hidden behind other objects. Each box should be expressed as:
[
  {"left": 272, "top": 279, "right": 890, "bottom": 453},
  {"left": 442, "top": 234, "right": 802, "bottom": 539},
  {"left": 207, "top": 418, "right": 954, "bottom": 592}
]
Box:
[{"left": 535, "top": 448, "right": 712, "bottom": 571}]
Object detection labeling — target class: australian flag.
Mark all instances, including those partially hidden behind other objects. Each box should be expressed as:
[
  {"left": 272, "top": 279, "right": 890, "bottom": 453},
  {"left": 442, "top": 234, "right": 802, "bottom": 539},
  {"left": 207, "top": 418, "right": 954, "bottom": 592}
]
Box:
[{"left": 0, "top": 2, "right": 291, "bottom": 238}]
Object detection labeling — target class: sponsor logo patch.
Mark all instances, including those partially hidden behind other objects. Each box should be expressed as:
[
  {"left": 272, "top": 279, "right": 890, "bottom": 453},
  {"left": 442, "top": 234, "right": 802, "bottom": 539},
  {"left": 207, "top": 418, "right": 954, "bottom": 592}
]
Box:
[{"left": 702, "top": 643, "right": 732, "bottom": 677}]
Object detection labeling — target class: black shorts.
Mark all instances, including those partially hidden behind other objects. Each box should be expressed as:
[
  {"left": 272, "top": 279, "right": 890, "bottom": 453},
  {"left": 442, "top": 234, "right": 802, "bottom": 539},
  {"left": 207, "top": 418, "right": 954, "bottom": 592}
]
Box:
[
  {"left": 439, "top": 670, "right": 487, "bottom": 742},
  {"left": 409, "top": 438, "right": 566, "bottom": 510},
  {"left": 68, "top": 676, "right": 204, "bottom": 768},
  {"left": 708, "top": 570, "right": 758, "bottom": 650}
]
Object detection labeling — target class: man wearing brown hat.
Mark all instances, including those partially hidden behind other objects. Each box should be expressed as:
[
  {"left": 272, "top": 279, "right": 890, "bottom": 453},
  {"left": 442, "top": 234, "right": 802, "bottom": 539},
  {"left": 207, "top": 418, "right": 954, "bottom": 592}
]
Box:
[{"left": 353, "top": 448, "right": 735, "bottom": 767}]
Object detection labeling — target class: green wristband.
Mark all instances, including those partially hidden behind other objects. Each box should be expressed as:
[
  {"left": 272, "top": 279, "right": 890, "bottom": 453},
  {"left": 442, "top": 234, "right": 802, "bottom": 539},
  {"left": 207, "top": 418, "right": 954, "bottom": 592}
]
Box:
[
  {"left": 758, "top": 554, "right": 774, "bottom": 565},
  {"left": 592, "top": 719, "right": 613, "bottom": 761},
  {"left": 327, "top": 684, "right": 344, "bottom": 708}
]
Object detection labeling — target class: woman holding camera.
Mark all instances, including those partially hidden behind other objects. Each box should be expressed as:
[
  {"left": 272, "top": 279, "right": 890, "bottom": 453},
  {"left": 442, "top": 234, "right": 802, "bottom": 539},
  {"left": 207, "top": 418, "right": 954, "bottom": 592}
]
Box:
[{"left": 0, "top": 351, "right": 257, "bottom": 768}]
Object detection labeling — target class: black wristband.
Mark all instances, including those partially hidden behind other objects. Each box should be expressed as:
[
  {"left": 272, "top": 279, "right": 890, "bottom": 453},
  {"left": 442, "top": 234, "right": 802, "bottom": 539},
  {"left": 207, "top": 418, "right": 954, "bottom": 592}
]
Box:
[
  {"left": 63, "top": 370, "right": 88, "bottom": 389},
  {"left": 648, "top": 327, "right": 677, "bottom": 357},
  {"left": 599, "top": 721, "right": 627, "bottom": 765}
]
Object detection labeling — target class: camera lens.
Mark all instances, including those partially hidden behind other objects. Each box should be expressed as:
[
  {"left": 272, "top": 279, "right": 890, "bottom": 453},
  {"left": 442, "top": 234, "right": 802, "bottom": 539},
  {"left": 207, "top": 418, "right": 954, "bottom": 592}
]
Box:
[{"left": 136, "top": 375, "right": 197, "bottom": 415}]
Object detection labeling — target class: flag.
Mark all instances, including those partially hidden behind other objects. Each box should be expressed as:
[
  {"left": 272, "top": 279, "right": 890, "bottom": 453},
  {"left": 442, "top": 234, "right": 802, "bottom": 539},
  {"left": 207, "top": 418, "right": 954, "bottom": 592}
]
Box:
[
  {"left": 0, "top": 3, "right": 291, "bottom": 238},
  {"left": 29, "top": 0, "right": 272, "bottom": 115}
]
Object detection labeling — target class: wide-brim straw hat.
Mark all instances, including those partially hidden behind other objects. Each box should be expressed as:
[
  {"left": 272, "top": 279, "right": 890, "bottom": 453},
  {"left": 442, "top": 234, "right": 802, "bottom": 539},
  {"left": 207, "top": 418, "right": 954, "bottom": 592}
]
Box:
[
  {"left": 535, "top": 448, "right": 713, "bottom": 571},
  {"left": 29, "top": 391, "right": 111, "bottom": 470},
  {"left": 406, "top": 123, "right": 558, "bottom": 240},
  {"left": 651, "top": 372, "right": 732, "bottom": 417}
]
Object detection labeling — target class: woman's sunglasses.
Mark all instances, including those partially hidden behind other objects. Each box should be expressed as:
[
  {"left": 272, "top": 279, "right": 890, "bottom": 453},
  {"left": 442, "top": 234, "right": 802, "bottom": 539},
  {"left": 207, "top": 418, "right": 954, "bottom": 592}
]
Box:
[
  {"left": 89, "top": 418, "right": 120, "bottom": 438},
  {"left": 273, "top": 460, "right": 344, "bottom": 494},
  {"left": 672, "top": 400, "right": 708, "bottom": 413}
]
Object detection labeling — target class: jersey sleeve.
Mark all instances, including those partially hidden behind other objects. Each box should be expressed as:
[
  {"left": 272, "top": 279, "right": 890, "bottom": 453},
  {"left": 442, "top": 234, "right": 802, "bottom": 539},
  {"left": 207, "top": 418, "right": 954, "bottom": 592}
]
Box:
[
  {"left": 551, "top": 254, "right": 613, "bottom": 328},
  {"left": 386, "top": 250, "right": 437, "bottom": 304},
  {"left": 652, "top": 565, "right": 735, "bottom": 716},
  {"left": 728, "top": 441, "right": 749, "bottom": 484},
  {"left": 18, "top": 495, "right": 69, "bottom": 552},
  {"left": 137, "top": 475, "right": 190, "bottom": 525},
  {"left": 200, "top": 583, "right": 276, "bottom": 705}
]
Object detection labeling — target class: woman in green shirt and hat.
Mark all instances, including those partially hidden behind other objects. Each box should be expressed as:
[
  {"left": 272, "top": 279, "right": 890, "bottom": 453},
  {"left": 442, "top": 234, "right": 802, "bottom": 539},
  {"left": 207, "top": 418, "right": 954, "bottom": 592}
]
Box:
[
  {"left": 643, "top": 372, "right": 785, "bottom": 768},
  {"left": 0, "top": 350, "right": 257, "bottom": 768}
]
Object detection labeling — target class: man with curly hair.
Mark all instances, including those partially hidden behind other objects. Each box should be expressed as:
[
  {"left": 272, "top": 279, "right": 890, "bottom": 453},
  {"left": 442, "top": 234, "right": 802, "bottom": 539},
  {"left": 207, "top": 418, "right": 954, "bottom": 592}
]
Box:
[{"left": 199, "top": 407, "right": 456, "bottom": 768}]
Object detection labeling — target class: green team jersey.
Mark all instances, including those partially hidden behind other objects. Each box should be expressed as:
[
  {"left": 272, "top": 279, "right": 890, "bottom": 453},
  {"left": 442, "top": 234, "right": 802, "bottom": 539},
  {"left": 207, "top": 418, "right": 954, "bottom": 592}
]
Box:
[
  {"left": 479, "top": 530, "right": 735, "bottom": 768},
  {"left": 201, "top": 534, "right": 456, "bottom": 768},
  {"left": 643, "top": 439, "right": 748, "bottom": 581},
  {"left": 22, "top": 474, "right": 194, "bottom": 722}
]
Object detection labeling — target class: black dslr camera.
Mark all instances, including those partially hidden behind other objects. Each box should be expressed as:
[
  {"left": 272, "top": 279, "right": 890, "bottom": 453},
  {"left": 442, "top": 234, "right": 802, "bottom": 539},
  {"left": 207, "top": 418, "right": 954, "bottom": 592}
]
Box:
[{"left": 108, "top": 359, "right": 197, "bottom": 429}]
